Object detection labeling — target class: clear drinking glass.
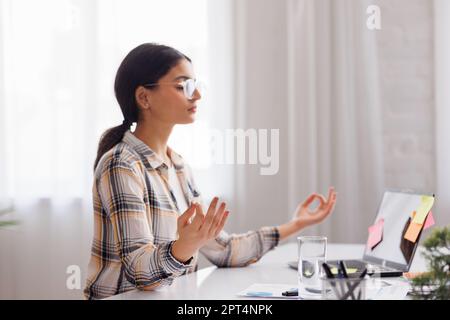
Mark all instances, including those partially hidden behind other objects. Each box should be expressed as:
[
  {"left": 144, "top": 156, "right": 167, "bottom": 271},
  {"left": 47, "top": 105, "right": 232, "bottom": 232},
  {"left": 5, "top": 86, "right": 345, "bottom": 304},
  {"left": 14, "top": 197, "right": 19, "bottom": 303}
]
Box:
[{"left": 297, "top": 236, "right": 327, "bottom": 298}]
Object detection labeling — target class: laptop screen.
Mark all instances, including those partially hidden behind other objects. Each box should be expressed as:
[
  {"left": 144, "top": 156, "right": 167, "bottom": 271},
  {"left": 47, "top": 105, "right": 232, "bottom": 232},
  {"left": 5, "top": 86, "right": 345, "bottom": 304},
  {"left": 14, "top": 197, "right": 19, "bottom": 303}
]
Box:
[{"left": 362, "top": 190, "right": 434, "bottom": 270}]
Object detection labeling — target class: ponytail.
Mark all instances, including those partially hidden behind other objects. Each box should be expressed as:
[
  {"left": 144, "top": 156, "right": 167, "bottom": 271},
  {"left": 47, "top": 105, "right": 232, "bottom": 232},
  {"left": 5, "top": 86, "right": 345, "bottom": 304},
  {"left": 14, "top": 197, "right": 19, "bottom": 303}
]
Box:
[{"left": 93, "top": 120, "right": 131, "bottom": 171}]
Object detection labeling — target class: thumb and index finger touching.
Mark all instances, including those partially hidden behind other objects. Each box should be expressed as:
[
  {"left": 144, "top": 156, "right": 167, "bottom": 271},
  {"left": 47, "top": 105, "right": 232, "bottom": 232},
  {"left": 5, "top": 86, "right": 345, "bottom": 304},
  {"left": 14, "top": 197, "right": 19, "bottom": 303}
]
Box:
[{"left": 302, "top": 187, "right": 337, "bottom": 210}]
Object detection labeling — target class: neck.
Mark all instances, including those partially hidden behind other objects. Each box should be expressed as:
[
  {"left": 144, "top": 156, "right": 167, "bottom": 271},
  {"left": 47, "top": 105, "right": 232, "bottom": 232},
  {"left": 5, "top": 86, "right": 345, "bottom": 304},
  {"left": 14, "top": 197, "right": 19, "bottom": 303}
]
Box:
[{"left": 133, "top": 118, "right": 174, "bottom": 163}]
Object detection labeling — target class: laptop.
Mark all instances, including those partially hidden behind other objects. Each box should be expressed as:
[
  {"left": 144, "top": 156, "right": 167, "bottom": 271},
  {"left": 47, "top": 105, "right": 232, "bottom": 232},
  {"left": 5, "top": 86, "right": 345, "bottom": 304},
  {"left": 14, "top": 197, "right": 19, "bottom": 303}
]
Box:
[{"left": 288, "top": 190, "right": 435, "bottom": 277}]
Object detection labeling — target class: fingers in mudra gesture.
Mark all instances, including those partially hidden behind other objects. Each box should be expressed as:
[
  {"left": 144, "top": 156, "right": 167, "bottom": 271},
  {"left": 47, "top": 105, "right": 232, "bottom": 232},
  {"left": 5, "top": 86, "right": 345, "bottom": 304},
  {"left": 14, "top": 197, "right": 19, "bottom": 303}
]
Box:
[
  {"left": 293, "top": 186, "right": 337, "bottom": 228},
  {"left": 174, "top": 197, "right": 229, "bottom": 261}
]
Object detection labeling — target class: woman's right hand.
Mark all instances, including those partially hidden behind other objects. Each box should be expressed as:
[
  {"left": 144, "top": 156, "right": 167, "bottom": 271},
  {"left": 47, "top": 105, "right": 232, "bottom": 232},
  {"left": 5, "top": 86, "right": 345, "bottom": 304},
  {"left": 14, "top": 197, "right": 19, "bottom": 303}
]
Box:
[{"left": 171, "top": 197, "right": 229, "bottom": 263}]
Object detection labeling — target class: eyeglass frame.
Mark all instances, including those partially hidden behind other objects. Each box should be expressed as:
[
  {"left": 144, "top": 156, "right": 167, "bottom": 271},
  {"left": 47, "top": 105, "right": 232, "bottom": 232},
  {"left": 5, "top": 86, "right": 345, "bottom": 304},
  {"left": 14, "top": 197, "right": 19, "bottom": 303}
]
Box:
[{"left": 142, "top": 78, "right": 203, "bottom": 100}]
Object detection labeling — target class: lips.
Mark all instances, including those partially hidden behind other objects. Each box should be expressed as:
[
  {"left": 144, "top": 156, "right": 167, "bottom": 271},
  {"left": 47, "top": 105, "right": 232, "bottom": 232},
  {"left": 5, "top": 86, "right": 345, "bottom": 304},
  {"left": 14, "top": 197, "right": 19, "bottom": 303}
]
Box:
[{"left": 188, "top": 106, "right": 197, "bottom": 112}]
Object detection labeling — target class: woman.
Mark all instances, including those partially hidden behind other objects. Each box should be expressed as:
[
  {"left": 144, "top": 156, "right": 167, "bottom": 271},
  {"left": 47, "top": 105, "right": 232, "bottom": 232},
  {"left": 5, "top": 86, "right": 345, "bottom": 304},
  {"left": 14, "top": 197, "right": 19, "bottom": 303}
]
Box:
[{"left": 84, "top": 43, "right": 337, "bottom": 300}]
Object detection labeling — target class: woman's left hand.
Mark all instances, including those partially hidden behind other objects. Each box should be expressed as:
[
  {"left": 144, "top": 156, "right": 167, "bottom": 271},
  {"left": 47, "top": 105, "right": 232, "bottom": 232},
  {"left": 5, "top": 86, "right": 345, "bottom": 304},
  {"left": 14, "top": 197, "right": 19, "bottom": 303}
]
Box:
[{"left": 292, "top": 187, "right": 337, "bottom": 228}]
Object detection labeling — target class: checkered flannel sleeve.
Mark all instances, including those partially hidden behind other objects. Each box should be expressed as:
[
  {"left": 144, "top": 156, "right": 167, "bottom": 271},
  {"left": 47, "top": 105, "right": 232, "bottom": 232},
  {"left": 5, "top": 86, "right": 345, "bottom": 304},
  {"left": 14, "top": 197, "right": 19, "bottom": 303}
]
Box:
[{"left": 199, "top": 226, "right": 280, "bottom": 267}]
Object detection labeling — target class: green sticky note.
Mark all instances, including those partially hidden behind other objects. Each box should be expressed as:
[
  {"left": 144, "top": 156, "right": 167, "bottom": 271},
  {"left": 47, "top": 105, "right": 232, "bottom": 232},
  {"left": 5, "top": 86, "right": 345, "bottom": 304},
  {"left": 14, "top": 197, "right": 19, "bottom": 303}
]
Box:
[{"left": 412, "top": 196, "right": 434, "bottom": 224}]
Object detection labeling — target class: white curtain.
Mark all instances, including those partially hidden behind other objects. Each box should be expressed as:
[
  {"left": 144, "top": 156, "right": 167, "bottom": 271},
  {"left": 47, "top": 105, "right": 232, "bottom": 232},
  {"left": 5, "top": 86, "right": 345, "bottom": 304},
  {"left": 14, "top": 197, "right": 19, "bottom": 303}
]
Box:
[
  {"left": 285, "top": 0, "right": 385, "bottom": 243},
  {"left": 0, "top": 0, "right": 216, "bottom": 201}
]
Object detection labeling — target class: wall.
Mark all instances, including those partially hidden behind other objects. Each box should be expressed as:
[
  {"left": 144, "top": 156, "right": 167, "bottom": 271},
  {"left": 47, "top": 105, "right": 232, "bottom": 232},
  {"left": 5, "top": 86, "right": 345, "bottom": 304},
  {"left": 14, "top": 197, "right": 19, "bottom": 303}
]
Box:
[
  {"left": 234, "top": 0, "right": 436, "bottom": 243},
  {"left": 376, "top": 0, "right": 435, "bottom": 194}
]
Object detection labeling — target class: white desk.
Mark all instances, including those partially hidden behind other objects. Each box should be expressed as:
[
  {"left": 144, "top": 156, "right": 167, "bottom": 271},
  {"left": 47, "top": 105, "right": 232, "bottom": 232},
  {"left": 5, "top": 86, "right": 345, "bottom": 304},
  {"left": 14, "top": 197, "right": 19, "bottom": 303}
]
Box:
[{"left": 107, "top": 242, "right": 427, "bottom": 300}]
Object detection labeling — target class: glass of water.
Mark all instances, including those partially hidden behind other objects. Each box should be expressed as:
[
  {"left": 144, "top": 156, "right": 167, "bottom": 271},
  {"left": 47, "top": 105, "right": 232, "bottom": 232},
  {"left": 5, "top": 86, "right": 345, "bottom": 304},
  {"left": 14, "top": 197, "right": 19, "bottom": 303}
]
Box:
[{"left": 297, "top": 236, "right": 327, "bottom": 298}]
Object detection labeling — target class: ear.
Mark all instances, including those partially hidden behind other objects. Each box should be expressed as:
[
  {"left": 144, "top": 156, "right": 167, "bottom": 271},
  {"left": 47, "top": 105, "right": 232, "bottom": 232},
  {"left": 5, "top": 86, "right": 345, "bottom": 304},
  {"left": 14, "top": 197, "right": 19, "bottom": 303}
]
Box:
[{"left": 135, "top": 86, "right": 151, "bottom": 110}]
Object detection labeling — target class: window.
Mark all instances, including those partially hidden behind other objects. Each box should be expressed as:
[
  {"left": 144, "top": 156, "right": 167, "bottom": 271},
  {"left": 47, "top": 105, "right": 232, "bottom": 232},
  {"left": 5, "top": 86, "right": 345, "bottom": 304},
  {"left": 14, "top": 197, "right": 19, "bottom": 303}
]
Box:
[{"left": 0, "top": 0, "right": 217, "bottom": 199}]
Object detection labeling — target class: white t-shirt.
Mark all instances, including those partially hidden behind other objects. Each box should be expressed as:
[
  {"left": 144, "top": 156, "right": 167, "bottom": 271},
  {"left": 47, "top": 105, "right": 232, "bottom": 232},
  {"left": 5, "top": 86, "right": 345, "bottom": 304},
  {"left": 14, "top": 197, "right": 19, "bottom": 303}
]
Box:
[{"left": 167, "top": 163, "right": 189, "bottom": 214}]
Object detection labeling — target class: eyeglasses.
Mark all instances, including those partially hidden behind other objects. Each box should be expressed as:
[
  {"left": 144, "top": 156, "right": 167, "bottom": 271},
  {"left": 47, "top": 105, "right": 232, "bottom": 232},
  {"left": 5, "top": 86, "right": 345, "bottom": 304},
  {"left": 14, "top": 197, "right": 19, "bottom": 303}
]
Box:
[{"left": 143, "top": 78, "right": 204, "bottom": 100}]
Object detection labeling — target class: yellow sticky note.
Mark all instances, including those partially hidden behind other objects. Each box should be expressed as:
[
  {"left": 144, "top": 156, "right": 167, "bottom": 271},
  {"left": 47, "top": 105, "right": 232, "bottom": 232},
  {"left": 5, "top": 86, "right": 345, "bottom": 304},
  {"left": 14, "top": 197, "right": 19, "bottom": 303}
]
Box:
[
  {"left": 330, "top": 267, "right": 358, "bottom": 275},
  {"left": 404, "top": 221, "right": 423, "bottom": 243},
  {"left": 412, "top": 196, "right": 434, "bottom": 224}
]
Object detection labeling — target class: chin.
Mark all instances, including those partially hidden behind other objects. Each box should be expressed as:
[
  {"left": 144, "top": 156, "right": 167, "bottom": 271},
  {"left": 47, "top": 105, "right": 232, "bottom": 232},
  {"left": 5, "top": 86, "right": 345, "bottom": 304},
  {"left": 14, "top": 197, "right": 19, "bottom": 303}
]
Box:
[{"left": 179, "top": 117, "right": 196, "bottom": 124}]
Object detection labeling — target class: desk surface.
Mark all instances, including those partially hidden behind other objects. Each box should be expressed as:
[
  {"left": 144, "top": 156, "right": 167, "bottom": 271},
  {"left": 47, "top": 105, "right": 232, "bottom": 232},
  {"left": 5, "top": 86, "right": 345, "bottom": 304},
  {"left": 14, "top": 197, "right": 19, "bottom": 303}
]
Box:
[{"left": 107, "top": 242, "right": 427, "bottom": 300}]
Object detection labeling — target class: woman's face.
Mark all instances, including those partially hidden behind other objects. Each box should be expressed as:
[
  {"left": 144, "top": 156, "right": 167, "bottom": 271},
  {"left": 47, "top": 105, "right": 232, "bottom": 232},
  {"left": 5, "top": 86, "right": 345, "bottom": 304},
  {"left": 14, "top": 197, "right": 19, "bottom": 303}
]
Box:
[{"left": 136, "top": 58, "right": 201, "bottom": 125}]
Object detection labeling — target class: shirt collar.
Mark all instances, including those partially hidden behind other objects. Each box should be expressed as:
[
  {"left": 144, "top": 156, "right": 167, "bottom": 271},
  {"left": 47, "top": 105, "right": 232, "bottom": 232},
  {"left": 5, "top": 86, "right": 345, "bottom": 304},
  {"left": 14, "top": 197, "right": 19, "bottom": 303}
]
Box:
[{"left": 122, "top": 130, "right": 185, "bottom": 170}]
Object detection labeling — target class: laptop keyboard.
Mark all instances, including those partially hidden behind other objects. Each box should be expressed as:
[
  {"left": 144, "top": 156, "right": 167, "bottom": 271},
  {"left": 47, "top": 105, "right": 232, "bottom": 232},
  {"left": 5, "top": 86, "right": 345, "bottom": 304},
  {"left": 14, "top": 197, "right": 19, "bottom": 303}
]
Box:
[
  {"left": 327, "top": 259, "right": 398, "bottom": 274},
  {"left": 288, "top": 259, "right": 401, "bottom": 276},
  {"left": 329, "top": 260, "right": 366, "bottom": 270}
]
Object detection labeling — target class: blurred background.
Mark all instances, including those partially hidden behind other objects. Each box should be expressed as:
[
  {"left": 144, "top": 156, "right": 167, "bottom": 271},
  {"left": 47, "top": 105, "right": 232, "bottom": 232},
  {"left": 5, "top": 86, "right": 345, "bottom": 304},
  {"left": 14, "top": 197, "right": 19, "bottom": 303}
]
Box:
[{"left": 0, "top": 0, "right": 449, "bottom": 299}]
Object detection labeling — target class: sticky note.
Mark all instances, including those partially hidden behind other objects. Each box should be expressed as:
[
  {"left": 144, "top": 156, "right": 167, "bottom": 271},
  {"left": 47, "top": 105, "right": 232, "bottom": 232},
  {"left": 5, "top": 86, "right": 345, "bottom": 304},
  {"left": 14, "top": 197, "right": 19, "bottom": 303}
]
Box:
[
  {"left": 423, "top": 211, "right": 435, "bottom": 230},
  {"left": 367, "top": 218, "right": 384, "bottom": 250},
  {"left": 246, "top": 291, "right": 273, "bottom": 297},
  {"left": 331, "top": 267, "right": 358, "bottom": 275},
  {"left": 412, "top": 210, "right": 434, "bottom": 230},
  {"left": 412, "top": 196, "right": 435, "bottom": 224},
  {"left": 404, "top": 221, "right": 423, "bottom": 243}
]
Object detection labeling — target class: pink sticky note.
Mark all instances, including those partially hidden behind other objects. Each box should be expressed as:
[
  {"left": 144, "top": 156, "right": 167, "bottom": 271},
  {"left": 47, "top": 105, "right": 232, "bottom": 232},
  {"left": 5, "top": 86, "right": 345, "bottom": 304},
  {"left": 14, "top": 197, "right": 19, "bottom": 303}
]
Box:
[
  {"left": 423, "top": 211, "right": 435, "bottom": 230},
  {"left": 367, "top": 218, "right": 384, "bottom": 250}
]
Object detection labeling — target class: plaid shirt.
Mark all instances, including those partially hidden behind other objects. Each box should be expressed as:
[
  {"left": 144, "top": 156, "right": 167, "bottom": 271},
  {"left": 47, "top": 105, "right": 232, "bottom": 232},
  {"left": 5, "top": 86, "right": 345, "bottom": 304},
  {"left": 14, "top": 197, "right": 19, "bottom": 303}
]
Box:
[{"left": 84, "top": 130, "right": 280, "bottom": 300}]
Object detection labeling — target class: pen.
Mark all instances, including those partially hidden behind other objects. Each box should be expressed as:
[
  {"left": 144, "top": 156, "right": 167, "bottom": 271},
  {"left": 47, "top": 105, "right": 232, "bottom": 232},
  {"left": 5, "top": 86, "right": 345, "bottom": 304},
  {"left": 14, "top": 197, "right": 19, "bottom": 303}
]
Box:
[
  {"left": 282, "top": 288, "right": 298, "bottom": 296},
  {"left": 334, "top": 261, "right": 346, "bottom": 297},
  {"left": 359, "top": 268, "right": 368, "bottom": 279},
  {"left": 322, "top": 263, "right": 341, "bottom": 299},
  {"left": 339, "top": 260, "right": 357, "bottom": 299},
  {"left": 339, "top": 261, "right": 348, "bottom": 278},
  {"left": 336, "top": 264, "right": 344, "bottom": 279},
  {"left": 322, "top": 263, "right": 335, "bottom": 278}
]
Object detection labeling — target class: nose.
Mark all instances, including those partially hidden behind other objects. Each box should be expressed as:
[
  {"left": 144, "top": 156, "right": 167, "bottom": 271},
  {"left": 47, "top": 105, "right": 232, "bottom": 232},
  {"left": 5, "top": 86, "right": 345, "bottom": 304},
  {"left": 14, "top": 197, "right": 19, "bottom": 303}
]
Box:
[{"left": 191, "top": 88, "right": 202, "bottom": 101}]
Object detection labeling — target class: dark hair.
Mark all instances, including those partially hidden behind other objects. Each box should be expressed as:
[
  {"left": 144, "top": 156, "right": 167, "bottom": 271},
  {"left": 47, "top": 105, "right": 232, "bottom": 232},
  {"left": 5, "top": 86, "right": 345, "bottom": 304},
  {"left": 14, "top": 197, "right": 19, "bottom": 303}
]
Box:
[{"left": 94, "top": 43, "right": 191, "bottom": 170}]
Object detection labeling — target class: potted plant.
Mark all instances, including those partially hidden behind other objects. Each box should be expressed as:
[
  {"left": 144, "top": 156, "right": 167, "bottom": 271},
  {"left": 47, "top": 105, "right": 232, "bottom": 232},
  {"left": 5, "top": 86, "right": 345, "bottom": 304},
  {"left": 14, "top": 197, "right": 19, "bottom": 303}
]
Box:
[{"left": 410, "top": 226, "right": 450, "bottom": 300}]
